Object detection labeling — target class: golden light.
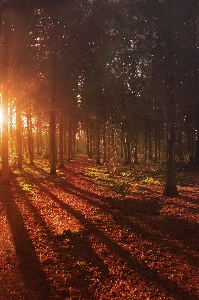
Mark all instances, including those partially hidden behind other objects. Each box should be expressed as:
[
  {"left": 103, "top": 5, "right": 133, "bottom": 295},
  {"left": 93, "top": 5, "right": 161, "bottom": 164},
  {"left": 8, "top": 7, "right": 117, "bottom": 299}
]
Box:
[{"left": 0, "top": 92, "right": 1, "bottom": 121}]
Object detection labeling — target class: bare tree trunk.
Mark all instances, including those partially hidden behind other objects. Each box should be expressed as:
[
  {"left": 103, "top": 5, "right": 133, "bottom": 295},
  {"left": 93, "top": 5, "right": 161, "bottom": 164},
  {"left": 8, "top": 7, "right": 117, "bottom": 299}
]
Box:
[
  {"left": 59, "top": 110, "right": 64, "bottom": 168},
  {"left": 36, "top": 113, "right": 42, "bottom": 155},
  {"left": 9, "top": 101, "right": 14, "bottom": 153},
  {"left": 102, "top": 125, "right": 107, "bottom": 163},
  {"left": 49, "top": 49, "right": 57, "bottom": 175},
  {"left": 67, "top": 116, "right": 72, "bottom": 162},
  {"left": 16, "top": 105, "right": 23, "bottom": 169},
  {"left": 1, "top": 3, "right": 10, "bottom": 184},
  {"left": 89, "top": 122, "right": 93, "bottom": 159},
  {"left": 86, "top": 127, "right": 89, "bottom": 156},
  {"left": 27, "top": 111, "right": 34, "bottom": 165},
  {"left": 95, "top": 121, "right": 101, "bottom": 165},
  {"left": 49, "top": 108, "right": 56, "bottom": 174},
  {"left": 163, "top": 0, "right": 178, "bottom": 196}
]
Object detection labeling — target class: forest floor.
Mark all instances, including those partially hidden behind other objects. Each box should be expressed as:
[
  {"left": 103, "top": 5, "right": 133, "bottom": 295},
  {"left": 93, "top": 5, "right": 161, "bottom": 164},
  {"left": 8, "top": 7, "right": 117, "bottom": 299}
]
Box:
[{"left": 0, "top": 155, "right": 199, "bottom": 300}]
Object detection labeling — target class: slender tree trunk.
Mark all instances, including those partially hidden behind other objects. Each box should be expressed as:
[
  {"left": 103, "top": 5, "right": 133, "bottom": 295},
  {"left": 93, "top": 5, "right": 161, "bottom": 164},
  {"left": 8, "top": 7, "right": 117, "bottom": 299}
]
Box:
[
  {"left": 144, "top": 118, "right": 148, "bottom": 161},
  {"left": 1, "top": 4, "right": 10, "bottom": 184},
  {"left": 27, "top": 111, "right": 34, "bottom": 164},
  {"left": 36, "top": 113, "right": 42, "bottom": 155},
  {"left": 86, "top": 127, "right": 90, "bottom": 156},
  {"left": 196, "top": 125, "right": 199, "bottom": 169},
  {"left": 192, "top": 4, "right": 199, "bottom": 169},
  {"left": 16, "top": 105, "right": 23, "bottom": 169},
  {"left": 95, "top": 121, "right": 101, "bottom": 165},
  {"left": 49, "top": 108, "right": 56, "bottom": 174},
  {"left": 148, "top": 118, "right": 152, "bottom": 160},
  {"left": 59, "top": 110, "right": 64, "bottom": 168},
  {"left": 102, "top": 125, "right": 107, "bottom": 163},
  {"left": 121, "top": 122, "right": 128, "bottom": 165},
  {"left": 72, "top": 126, "right": 76, "bottom": 158},
  {"left": 9, "top": 102, "right": 13, "bottom": 152},
  {"left": 49, "top": 48, "right": 57, "bottom": 175},
  {"left": 89, "top": 122, "right": 93, "bottom": 159},
  {"left": 154, "top": 121, "right": 158, "bottom": 162},
  {"left": 176, "top": 123, "right": 183, "bottom": 163},
  {"left": 134, "top": 131, "right": 138, "bottom": 164},
  {"left": 23, "top": 128, "right": 28, "bottom": 158},
  {"left": 163, "top": 0, "right": 178, "bottom": 196},
  {"left": 123, "top": 136, "right": 128, "bottom": 165},
  {"left": 120, "top": 126, "right": 124, "bottom": 159},
  {"left": 67, "top": 118, "right": 72, "bottom": 162}
]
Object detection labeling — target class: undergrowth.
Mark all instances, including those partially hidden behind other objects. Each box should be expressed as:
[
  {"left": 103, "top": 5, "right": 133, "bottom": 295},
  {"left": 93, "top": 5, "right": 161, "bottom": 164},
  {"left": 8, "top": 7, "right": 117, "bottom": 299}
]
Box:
[{"left": 86, "top": 164, "right": 164, "bottom": 196}]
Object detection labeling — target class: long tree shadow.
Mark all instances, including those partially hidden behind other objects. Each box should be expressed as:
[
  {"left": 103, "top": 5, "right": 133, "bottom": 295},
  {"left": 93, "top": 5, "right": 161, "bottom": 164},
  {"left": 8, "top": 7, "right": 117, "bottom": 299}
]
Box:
[
  {"left": 20, "top": 196, "right": 107, "bottom": 299},
  {"left": 9, "top": 168, "right": 106, "bottom": 299},
  {"left": 51, "top": 169, "right": 199, "bottom": 263},
  {"left": 0, "top": 183, "right": 51, "bottom": 300},
  {"left": 24, "top": 164, "right": 199, "bottom": 272},
  {"left": 31, "top": 177, "right": 199, "bottom": 300},
  {"left": 177, "top": 193, "right": 199, "bottom": 210},
  {"left": 53, "top": 229, "right": 109, "bottom": 299},
  {"left": 22, "top": 163, "right": 199, "bottom": 299}
]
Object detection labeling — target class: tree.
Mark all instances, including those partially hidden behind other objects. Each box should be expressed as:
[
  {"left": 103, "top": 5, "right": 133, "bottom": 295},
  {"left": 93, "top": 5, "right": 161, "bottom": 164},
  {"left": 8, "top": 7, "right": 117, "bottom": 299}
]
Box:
[
  {"left": 1, "top": 1, "right": 10, "bottom": 184},
  {"left": 163, "top": 0, "right": 178, "bottom": 196}
]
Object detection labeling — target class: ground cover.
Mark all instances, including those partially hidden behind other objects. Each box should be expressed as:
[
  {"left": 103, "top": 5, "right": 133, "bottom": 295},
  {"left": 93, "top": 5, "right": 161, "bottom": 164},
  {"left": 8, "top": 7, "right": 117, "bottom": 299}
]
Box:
[{"left": 0, "top": 156, "right": 199, "bottom": 299}]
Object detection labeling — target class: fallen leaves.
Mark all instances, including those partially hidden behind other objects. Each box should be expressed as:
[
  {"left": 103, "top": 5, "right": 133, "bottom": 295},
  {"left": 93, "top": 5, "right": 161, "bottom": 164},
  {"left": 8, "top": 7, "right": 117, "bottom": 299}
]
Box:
[{"left": 0, "top": 156, "right": 198, "bottom": 299}]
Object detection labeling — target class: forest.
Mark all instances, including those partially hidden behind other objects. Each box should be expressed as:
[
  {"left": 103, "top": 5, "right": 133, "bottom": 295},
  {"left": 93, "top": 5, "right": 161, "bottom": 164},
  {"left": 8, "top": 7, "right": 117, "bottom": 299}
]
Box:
[
  {"left": 0, "top": 0, "right": 198, "bottom": 194},
  {"left": 0, "top": 1, "right": 199, "bottom": 299}
]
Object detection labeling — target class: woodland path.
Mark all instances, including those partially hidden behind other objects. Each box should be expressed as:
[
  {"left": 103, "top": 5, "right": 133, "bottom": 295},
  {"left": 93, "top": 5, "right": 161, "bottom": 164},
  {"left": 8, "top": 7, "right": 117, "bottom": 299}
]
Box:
[{"left": 0, "top": 156, "right": 199, "bottom": 300}]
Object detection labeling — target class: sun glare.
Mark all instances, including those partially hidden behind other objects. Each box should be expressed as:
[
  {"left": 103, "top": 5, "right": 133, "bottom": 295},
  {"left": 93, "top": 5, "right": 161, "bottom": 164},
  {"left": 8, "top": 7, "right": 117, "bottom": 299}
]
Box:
[
  {"left": 0, "top": 109, "right": 2, "bottom": 125},
  {"left": 0, "top": 93, "right": 1, "bottom": 127}
]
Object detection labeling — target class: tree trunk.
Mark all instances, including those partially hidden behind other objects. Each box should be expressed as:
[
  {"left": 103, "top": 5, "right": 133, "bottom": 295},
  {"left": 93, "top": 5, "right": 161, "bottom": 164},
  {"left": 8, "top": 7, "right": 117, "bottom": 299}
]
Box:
[
  {"left": 163, "top": 0, "right": 178, "bottom": 196},
  {"left": 95, "top": 122, "right": 101, "bottom": 165},
  {"left": 59, "top": 110, "right": 64, "bottom": 168},
  {"left": 9, "top": 102, "right": 13, "bottom": 152},
  {"left": 89, "top": 122, "right": 93, "bottom": 159},
  {"left": 102, "top": 125, "right": 107, "bottom": 163},
  {"left": 16, "top": 106, "right": 23, "bottom": 169},
  {"left": 67, "top": 118, "right": 72, "bottom": 162},
  {"left": 36, "top": 113, "right": 42, "bottom": 155},
  {"left": 27, "top": 111, "right": 34, "bottom": 165},
  {"left": 148, "top": 118, "right": 152, "bottom": 160},
  {"left": 1, "top": 87, "right": 9, "bottom": 184},
  {"left": 49, "top": 47, "right": 57, "bottom": 175},
  {"left": 86, "top": 127, "right": 90, "bottom": 157},
  {"left": 134, "top": 132, "right": 138, "bottom": 165},
  {"left": 1, "top": 4, "right": 10, "bottom": 184},
  {"left": 196, "top": 125, "right": 199, "bottom": 169},
  {"left": 49, "top": 109, "right": 56, "bottom": 174},
  {"left": 144, "top": 118, "right": 148, "bottom": 161}
]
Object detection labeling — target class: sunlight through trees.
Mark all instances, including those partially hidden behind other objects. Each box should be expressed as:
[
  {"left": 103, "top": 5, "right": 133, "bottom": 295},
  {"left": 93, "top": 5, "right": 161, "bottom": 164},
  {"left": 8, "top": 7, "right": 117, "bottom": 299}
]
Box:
[{"left": 0, "top": 0, "right": 198, "bottom": 195}]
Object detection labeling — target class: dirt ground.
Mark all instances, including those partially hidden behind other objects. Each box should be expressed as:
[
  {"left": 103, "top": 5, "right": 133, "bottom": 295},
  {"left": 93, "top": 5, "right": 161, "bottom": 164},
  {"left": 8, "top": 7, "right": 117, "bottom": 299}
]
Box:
[{"left": 0, "top": 156, "right": 199, "bottom": 299}]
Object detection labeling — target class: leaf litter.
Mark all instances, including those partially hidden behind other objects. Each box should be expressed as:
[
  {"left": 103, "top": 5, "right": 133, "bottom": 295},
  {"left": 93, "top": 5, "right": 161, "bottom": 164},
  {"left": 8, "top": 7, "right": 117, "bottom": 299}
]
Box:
[{"left": 0, "top": 156, "right": 199, "bottom": 299}]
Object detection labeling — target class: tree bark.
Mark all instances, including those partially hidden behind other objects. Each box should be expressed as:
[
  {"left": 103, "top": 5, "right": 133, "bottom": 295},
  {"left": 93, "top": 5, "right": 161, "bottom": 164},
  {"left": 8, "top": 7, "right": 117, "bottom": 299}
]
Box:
[
  {"left": 59, "top": 110, "right": 64, "bottom": 168},
  {"left": 27, "top": 111, "right": 34, "bottom": 165},
  {"left": 1, "top": 3, "right": 10, "bottom": 184},
  {"left": 95, "top": 121, "right": 101, "bottom": 165},
  {"left": 89, "top": 122, "right": 93, "bottom": 159},
  {"left": 49, "top": 109, "right": 56, "bottom": 174},
  {"left": 49, "top": 47, "right": 57, "bottom": 175},
  {"left": 36, "top": 113, "right": 42, "bottom": 155},
  {"left": 102, "top": 125, "right": 107, "bottom": 163},
  {"left": 163, "top": 0, "right": 178, "bottom": 196},
  {"left": 16, "top": 105, "right": 23, "bottom": 169}
]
